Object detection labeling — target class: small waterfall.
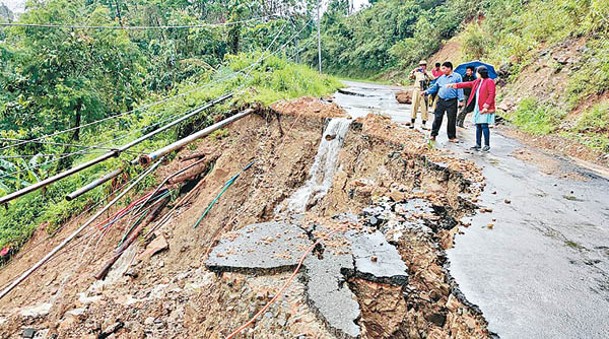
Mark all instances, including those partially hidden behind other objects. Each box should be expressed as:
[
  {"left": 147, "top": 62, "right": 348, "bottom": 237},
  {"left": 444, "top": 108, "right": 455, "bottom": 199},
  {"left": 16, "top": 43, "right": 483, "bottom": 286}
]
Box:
[{"left": 281, "top": 118, "right": 352, "bottom": 214}]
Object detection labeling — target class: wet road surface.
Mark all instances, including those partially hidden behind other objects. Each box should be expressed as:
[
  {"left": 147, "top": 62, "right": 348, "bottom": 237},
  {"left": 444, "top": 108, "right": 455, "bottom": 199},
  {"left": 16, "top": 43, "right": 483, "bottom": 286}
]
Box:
[{"left": 335, "top": 81, "right": 609, "bottom": 338}]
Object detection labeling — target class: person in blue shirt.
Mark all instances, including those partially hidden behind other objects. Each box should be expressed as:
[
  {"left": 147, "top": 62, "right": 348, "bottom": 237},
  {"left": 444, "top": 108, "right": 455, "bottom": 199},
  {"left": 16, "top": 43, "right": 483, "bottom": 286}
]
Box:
[{"left": 422, "top": 61, "right": 464, "bottom": 142}]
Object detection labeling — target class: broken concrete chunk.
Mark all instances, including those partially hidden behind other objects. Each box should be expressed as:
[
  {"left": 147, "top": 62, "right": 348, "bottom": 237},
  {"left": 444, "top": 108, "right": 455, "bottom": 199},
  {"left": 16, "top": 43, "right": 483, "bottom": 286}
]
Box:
[
  {"left": 206, "top": 222, "right": 310, "bottom": 273},
  {"left": 22, "top": 328, "right": 36, "bottom": 338},
  {"left": 344, "top": 230, "right": 408, "bottom": 286},
  {"left": 304, "top": 239, "right": 360, "bottom": 339},
  {"left": 19, "top": 303, "right": 51, "bottom": 318}
]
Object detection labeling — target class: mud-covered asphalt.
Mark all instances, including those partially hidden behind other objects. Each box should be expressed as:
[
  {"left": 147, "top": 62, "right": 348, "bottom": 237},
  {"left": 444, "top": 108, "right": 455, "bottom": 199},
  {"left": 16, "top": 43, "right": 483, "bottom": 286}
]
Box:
[{"left": 335, "top": 81, "right": 609, "bottom": 339}]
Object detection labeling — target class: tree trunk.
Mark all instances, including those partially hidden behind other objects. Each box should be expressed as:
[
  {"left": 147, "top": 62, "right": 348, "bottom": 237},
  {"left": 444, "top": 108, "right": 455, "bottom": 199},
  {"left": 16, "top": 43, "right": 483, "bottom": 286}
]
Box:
[
  {"left": 228, "top": 24, "right": 241, "bottom": 54},
  {"left": 55, "top": 102, "right": 82, "bottom": 173},
  {"left": 115, "top": 0, "right": 124, "bottom": 27}
]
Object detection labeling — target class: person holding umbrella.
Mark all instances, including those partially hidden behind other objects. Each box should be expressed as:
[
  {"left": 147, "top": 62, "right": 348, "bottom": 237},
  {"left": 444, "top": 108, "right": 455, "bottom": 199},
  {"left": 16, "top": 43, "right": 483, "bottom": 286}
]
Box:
[
  {"left": 446, "top": 65, "right": 496, "bottom": 151},
  {"left": 457, "top": 66, "right": 477, "bottom": 128}
]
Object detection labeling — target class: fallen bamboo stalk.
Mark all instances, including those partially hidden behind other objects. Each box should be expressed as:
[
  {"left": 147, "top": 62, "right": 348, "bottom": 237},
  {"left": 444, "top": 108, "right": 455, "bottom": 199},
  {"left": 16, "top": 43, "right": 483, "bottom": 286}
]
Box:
[
  {"left": 0, "top": 159, "right": 164, "bottom": 300},
  {"left": 179, "top": 152, "right": 207, "bottom": 162},
  {"left": 139, "top": 109, "right": 253, "bottom": 166},
  {"left": 144, "top": 175, "right": 210, "bottom": 241},
  {"left": 0, "top": 94, "right": 232, "bottom": 205},
  {"left": 95, "top": 156, "right": 209, "bottom": 280},
  {"left": 168, "top": 154, "right": 218, "bottom": 185}
]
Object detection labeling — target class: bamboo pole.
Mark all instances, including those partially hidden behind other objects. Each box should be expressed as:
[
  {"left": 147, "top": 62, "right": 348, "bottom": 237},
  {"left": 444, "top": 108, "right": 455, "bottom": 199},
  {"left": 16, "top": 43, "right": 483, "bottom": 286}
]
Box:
[
  {"left": 0, "top": 94, "right": 232, "bottom": 205},
  {"left": 0, "top": 159, "right": 164, "bottom": 300}
]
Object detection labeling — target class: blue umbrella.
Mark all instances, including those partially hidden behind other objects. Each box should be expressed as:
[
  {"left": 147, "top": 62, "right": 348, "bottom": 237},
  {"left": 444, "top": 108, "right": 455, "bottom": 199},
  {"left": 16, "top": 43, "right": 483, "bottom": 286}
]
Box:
[
  {"left": 428, "top": 60, "right": 497, "bottom": 88},
  {"left": 454, "top": 60, "right": 498, "bottom": 79}
]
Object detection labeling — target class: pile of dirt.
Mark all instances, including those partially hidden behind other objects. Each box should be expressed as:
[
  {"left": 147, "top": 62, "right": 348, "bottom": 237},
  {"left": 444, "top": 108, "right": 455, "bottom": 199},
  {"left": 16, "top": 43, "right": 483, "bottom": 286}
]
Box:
[
  {"left": 0, "top": 108, "right": 328, "bottom": 338},
  {"left": 305, "top": 113, "right": 489, "bottom": 337},
  {"left": 0, "top": 99, "right": 490, "bottom": 338},
  {"left": 429, "top": 36, "right": 464, "bottom": 67},
  {"left": 271, "top": 96, "right": 347, "bottom": 118},
  {"left": 355, "top": 114, "right": 484, "bottom": 186}
]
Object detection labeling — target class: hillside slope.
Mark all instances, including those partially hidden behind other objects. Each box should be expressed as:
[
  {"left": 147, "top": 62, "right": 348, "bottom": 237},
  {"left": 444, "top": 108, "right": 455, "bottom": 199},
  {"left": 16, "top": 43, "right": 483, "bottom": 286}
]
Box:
[
  {"left": 0, "top": 98, "right": 491, "bottom": 338},
  {"left": 419, "top": 33, "right": 609, "bottom": 169},
  {"left": 384, "top": 0, "right": 609, "bottom": 167}
]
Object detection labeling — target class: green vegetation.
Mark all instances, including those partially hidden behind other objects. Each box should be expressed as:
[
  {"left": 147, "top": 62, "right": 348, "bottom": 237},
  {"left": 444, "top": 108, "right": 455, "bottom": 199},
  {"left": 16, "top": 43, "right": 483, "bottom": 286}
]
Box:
[
  {"left": 0, "top": 0, "right": 339, "bottom": 250},
  {"left": 458, "top": 0, "right": 600, "bottom": 67},
  {"left": 1, "top": 0, "right": 607, "bottom": 253},
  {"left": 566, "top": 39, "right": 609, "bottom": 107},
  {"left": 510, "top": 99, "right": 609, "bottom": 153},
  {"left": 509, "top": 98, "right": 566, "bottom": 135},
  {"left": 455, "top": 0, "right": 609, "bottom": 152},
  {"left": 298, "top": 0, "right": 460, "bottom": 78},
  {"left": 564, "top": 103, "right": 609, "bottom": 153}
]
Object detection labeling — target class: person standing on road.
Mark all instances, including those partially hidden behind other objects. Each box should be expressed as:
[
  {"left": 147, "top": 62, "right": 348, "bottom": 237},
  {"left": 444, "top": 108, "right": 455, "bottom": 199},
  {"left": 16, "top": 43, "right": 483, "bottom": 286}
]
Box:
[
  {"left": 408, "top": 60, "right": 435, "bottom": 130},
  {"left": 429, "top": 62, "right": 443, "bottom": 111},
  {"left": 447, "top": 65, "right": 496, "bottom": 151},
  {"left": 431, "top": 62, "right": 442, "bottom": 78},
  {"left": 422, "top": 61, "right": 464, "bottom": 142},
  {"left": 456, "top": 66, "right": 476, "bottom": 128}
]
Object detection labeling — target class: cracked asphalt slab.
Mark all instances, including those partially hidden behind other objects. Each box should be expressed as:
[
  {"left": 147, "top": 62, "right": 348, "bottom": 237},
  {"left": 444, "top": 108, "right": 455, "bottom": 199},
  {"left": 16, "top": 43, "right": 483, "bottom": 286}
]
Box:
[
  {"left": 206, "top": 221, "right": 409, "bottom": 338},
  {"left": 337, "top": 81, "right": 609, "bottom": 338}
]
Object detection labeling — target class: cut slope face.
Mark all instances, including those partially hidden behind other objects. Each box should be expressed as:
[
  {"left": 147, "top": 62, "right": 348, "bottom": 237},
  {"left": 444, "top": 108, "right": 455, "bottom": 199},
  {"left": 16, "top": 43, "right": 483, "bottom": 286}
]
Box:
[{"left": 0, "top": 98, "right": 489, "bottom": 338}]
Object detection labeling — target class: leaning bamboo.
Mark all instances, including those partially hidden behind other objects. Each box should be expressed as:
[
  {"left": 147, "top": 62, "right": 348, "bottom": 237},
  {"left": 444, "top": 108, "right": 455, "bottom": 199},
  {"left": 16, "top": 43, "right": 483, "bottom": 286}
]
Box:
[
  {"left": 139, "top": 109, "right": 253, "bottom": 166},
  {"left": 0, "top": 94, "right": 232, "bottom": 205},
  {"left": 168, "top": 154, "right": 218, "bottom": 185},
  {"left": 0, "top": 159, "right": 164, "bottom": 300}
]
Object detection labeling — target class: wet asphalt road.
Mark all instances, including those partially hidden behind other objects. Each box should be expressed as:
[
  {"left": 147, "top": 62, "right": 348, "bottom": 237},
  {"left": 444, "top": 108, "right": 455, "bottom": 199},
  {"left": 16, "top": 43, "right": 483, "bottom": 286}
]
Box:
[{"left": 335, "top": 81, "right": 609, "bottom": 339}]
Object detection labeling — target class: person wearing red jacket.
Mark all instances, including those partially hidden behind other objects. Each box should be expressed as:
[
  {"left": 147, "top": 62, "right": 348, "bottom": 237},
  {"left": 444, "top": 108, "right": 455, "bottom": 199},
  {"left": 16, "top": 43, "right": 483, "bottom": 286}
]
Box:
[{"left": 447, "top": 65, "right": 496, "bottom": 151}]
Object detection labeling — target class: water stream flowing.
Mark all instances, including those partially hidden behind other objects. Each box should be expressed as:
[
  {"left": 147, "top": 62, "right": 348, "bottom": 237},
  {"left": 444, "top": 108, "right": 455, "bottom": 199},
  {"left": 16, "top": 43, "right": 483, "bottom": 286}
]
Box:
[{"left": 279, "top": 118, "right": 352, "bottom": 214}]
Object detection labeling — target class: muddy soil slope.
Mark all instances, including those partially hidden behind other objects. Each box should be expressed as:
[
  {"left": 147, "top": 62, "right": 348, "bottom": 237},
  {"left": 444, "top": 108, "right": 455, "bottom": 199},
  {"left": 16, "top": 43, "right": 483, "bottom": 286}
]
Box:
[{"left": 0, "top": 98, "right": 490, "bottom": 338}]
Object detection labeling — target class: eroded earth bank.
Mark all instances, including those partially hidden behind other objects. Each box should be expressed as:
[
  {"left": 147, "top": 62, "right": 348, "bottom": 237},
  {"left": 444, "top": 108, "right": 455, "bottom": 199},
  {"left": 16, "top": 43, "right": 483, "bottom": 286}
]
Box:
[{"left": 0, "top": 97, "right": 491, "bottom": 338}]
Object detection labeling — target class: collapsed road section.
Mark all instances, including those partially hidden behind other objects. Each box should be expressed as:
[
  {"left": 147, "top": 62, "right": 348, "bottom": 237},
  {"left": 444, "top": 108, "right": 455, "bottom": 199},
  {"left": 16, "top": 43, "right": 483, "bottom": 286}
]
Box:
[{"left": 0, "top": 97, "right": 490, "bottom": 338}]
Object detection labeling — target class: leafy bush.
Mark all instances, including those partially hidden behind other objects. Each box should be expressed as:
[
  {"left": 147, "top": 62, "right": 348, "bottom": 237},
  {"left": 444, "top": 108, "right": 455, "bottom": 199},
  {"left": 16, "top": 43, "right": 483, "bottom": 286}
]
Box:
[
  {"left": 574, "top": 102, "right": 609, "bottom": 133},
  {"left": 563, "top": 102, "right": 609, "bottom": 153},
  {"left": 461, "top": 24, "right": 490, "bottom": 60},
  {"left": 509, "top": 98, "right": 566, "bottom": 135}
]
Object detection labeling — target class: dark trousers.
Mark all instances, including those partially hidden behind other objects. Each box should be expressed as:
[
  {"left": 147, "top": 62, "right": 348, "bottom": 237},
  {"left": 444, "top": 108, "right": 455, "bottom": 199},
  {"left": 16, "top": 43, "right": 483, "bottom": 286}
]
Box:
[
  {"left": 476, "top": 123, "right": 490, "bottom": 146},
  {"left": 431, "top": 98, "right": 458, "bottom": 139},
  {"left": 457, "top": 100, "right": 475, "bottom": 127}
]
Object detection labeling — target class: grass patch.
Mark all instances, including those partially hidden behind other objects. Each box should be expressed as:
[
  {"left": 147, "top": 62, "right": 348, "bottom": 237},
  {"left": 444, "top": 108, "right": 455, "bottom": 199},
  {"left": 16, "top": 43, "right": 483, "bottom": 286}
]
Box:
[
  {"left": 574, "top": 102, "right": 609, "bottom": 133},
  {"left": 566, "top": 39, "right": 609, "bottom": 107},
  {"left": 562, "top": 102, "right": 609, "bottom": 153},
  {"left": 509, "top": 98, "right": 566, "bottom": 135},
  {"left": 210, "top": 128, "right": 229, "bottom": 140}
]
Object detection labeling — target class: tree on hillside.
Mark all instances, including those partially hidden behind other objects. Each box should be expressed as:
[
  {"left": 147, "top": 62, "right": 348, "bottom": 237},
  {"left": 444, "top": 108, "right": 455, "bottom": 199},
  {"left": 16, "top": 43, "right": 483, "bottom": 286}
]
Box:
[{"left": 0, "top": 0, "right": 147, "bottom": 172}]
